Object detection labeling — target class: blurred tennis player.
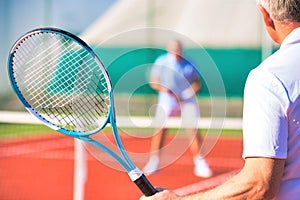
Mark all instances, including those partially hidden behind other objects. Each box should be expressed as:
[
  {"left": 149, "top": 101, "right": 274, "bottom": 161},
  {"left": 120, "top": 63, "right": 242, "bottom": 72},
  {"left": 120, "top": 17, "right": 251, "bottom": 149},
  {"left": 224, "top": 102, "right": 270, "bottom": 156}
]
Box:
[
  {"left": 140, "top": 0, "right": 300, "bottom": 199},
  {"left": 143, "top": 39, "right": 212, "bottom": 178}
]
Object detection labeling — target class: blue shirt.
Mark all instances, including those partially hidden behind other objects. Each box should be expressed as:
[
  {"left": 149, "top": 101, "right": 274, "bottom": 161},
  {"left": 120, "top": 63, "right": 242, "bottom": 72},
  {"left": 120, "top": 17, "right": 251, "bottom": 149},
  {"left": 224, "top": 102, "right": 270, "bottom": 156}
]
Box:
[{"left": 150, "top": 53, "right": 199, "bottom": 102}]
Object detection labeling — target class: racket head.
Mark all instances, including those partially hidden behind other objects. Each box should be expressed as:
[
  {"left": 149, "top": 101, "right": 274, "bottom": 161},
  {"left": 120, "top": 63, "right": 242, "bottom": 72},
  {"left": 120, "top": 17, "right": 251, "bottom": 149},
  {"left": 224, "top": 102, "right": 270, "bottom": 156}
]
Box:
[{"left": 8, "top": 27, "right": 113, "bottom": 137}]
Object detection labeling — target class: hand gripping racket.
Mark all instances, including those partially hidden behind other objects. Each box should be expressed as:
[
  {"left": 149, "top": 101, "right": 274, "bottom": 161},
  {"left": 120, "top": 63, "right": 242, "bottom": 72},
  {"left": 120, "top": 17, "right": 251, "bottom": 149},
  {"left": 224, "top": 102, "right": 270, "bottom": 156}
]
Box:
[{"left": 7, "top": 27, "right": 157, "bottom": 196}]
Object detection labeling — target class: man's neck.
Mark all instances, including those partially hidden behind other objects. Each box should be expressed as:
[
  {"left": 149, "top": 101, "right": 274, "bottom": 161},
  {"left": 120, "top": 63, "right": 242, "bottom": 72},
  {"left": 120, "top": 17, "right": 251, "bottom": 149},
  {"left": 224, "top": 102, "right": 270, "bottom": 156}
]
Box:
[{"left": 274, "top": 21, "right": 300, "bottom": 44}]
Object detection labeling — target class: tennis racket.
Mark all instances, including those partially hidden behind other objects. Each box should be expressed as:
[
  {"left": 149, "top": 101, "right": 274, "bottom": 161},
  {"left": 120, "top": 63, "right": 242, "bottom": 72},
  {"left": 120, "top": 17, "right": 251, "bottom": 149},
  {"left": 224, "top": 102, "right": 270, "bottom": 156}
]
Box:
[{"left": 7, "top": 27, "right": 157, "bottom": 196}]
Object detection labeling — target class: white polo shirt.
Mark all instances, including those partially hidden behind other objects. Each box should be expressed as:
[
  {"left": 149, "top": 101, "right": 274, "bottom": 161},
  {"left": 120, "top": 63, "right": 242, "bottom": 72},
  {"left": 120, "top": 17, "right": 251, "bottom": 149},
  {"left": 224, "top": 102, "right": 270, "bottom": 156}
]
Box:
[{"left": 242, "top": 27, "right": 300, "bottom": 199}]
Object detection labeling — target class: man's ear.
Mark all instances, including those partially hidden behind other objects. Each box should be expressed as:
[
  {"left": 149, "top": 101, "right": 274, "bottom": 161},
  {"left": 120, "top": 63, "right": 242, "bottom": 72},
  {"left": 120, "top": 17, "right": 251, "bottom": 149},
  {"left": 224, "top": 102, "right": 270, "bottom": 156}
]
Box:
[
  {"left": 258, "top": 5, "right": 279, "bottom": 43},
  {"left": 259, "top": 5, "right": 275, "bottom": 29}
]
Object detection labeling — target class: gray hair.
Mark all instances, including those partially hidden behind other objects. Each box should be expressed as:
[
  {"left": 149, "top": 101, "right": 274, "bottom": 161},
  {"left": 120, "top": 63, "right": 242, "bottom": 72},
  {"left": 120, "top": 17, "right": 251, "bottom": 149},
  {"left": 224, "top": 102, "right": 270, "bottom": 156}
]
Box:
[{"left": 257, "top": 0, "right": 300, "bottom": 23}]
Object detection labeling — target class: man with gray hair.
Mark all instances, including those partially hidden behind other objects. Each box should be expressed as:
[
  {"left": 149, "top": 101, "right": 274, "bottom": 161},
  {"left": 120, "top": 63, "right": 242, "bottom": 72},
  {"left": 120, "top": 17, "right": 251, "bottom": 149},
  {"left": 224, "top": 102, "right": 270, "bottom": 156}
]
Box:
[{"left": 140, "top": 0, "right": 300, "bottom": 199}]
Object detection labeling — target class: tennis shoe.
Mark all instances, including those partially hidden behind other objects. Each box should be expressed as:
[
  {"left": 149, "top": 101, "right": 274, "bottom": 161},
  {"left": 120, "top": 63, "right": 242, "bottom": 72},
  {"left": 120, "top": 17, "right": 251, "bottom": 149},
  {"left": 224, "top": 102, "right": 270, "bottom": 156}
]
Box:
[
  {"left": 143, "top": 156, "right": 159, "bottom": 175},
  {"left": 194, "top": 157, "right": 213, "bottom": 178}
]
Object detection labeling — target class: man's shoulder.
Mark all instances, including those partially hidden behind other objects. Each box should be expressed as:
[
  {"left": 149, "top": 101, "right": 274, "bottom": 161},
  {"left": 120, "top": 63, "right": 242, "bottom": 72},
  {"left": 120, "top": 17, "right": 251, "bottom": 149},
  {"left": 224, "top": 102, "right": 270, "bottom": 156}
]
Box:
[{"left": 156, "top": 53, "right": 169, "bottom": 61}]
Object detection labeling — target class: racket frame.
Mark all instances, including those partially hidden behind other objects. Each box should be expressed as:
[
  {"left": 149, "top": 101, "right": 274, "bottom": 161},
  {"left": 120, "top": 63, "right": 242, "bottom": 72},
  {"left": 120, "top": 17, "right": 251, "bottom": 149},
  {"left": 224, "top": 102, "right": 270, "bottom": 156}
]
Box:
[
  {"left": 8, "top": 28, "right": 113, "bottom": 137},
  {"left": 7, "top": 27, "right": 157, "bottom": 196}
]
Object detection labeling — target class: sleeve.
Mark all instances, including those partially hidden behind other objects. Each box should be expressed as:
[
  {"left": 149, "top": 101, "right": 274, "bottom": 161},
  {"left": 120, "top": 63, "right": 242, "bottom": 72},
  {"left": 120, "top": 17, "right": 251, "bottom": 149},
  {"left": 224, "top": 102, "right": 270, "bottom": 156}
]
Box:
[
  {"left": 242, "top": 69, "right": 288, "bottom": 159},
  {"left": 150, "top": 56, "right": 164, "bottom": 80},
  {"left": 182, "top": 59, "right": 200, "bottom": 83},
  {"left": 190, "top": 65, "right": 200, "bottom": 82}
]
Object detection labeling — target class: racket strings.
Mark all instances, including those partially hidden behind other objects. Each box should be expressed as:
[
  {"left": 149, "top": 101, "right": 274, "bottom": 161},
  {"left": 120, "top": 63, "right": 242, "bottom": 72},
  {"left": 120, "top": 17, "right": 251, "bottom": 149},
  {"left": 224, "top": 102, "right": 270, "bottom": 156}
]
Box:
[
  {"left": 11, "top": 32, "right": 111, "bottom": 133},
  {"left": 89, "top": 73, "right": 110, "bottom": 106},
  {"left": 15, "top": 34, "right": 74, "bottom": 99},
  {"left": 24, "top": 36, "right": 80, "bottom": 94}
]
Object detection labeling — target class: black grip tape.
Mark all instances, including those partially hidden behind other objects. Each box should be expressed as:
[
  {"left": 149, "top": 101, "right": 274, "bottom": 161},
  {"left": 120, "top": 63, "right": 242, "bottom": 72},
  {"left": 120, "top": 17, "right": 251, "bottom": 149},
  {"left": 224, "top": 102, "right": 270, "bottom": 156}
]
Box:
[{"left": 134, "top": 174, "right": 158, "bottom": 196}]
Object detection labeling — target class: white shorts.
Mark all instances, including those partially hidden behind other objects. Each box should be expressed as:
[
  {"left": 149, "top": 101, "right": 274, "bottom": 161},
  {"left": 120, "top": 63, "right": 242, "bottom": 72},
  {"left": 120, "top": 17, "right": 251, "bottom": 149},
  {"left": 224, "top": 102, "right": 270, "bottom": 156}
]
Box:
[{"left": 154, "top": 94, "right": 200, "bottom": 128}]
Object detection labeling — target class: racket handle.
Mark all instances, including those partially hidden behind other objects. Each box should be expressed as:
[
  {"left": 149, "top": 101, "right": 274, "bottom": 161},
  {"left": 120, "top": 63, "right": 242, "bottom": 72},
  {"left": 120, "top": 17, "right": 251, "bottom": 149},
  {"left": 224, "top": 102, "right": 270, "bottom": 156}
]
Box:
[{"left": 134, "top": 174, "right": 158, "bottom": 196}]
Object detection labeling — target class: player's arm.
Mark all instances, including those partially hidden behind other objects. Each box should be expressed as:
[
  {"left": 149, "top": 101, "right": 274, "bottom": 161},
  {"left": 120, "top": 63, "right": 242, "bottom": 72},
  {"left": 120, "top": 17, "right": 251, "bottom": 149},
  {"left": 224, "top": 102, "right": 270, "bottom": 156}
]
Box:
[
  {"left": 180, "top": 77, "right": 201, "bottom": 100},
  {"left": 190, "top": 77, "right": 201, "bottom": 94},
  {"left": 140, "top": 157, "right": 285, "bottom": 200},
  {"left": 149, "top": 76, "right": 171, "bottom": 94},
  {"left": 184, "top": 157, "right": 285, "bottom": 200}
]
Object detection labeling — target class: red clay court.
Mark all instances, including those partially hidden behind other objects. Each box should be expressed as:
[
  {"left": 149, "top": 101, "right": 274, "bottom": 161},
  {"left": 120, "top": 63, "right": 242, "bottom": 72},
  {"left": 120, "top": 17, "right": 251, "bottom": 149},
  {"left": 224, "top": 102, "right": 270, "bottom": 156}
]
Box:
[{"left": 0, "top": 131, "right": 243, "bottom": 200}]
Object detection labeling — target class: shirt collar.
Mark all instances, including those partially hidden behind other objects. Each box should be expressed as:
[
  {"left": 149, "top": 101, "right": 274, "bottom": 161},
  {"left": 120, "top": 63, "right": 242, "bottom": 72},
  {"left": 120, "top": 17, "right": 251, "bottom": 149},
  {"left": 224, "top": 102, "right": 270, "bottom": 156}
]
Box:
[{"left": 281, "top": 27, "right": 300, "bottom": 47}]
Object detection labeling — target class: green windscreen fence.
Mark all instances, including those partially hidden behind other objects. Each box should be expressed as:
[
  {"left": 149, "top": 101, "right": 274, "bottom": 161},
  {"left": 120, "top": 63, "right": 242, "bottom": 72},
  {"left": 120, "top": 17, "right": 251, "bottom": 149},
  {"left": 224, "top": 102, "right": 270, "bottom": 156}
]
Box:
[
  {"left": 93, "top": 47, "right": 262, "bottom": 98},
  {"left": 0, "top": 47, "right": 261, "bottom": 114},
  {"left": 48, "top": 50, "right": 83, "bottom": 95}
]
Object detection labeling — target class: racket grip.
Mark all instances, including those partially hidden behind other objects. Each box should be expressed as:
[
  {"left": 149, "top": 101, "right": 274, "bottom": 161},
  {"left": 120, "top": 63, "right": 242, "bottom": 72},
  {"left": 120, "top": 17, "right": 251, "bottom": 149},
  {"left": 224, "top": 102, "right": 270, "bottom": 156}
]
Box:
[{"left": 134, "top": 174, "right": 158, "bottom": 196}]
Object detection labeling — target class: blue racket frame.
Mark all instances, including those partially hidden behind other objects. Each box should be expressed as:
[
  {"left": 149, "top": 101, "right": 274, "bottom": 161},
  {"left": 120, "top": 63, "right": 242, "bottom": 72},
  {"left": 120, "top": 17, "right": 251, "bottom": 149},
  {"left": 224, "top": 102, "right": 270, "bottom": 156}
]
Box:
[{"left": 7, "top": 27, "right": 157, "bottom": 196}]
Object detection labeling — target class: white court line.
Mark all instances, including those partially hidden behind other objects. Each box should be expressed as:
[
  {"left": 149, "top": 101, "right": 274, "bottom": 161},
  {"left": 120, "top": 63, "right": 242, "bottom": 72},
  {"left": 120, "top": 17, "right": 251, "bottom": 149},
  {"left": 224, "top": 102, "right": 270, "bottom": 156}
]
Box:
[{"left": 174, "top": 169, "right": 240, "bottom": 196}]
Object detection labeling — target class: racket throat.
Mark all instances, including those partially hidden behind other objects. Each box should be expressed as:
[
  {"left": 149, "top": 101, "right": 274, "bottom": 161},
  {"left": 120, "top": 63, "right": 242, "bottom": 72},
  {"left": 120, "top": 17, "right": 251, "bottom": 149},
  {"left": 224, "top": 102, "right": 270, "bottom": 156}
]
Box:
[{"left": 128, "top": 167, "right": 143, "bottom": 181}]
